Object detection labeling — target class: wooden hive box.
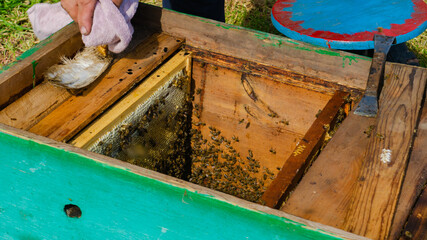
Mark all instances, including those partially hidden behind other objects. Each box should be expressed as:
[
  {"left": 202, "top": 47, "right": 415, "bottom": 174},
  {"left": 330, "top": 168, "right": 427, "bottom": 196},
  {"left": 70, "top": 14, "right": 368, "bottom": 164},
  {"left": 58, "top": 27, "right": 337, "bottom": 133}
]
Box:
[{"left": 0, "top": 3, "right": 426, "bottom": 240}]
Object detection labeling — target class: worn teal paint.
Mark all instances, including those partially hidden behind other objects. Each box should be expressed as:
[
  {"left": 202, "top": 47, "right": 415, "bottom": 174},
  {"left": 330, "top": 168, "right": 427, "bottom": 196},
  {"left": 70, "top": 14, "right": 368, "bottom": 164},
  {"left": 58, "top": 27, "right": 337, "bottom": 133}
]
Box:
[{"left": 0, "top": 131, "right": 344, "bottom": 240}]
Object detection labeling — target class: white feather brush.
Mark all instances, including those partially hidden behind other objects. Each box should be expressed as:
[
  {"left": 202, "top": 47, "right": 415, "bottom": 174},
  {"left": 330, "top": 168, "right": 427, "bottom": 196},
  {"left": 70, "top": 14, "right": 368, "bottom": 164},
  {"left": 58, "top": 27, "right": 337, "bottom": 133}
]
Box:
[{"left": 44, "top": 45, "right": 112, "bottom": 89}]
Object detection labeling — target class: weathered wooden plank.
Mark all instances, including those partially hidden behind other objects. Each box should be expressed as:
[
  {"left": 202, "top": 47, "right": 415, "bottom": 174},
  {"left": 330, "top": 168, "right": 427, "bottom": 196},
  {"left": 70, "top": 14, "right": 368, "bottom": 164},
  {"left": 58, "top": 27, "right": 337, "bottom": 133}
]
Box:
[
  {"left": 0, "top": 23, "right": 82, "bottom": 109},
  {"left": 0, "top": 122, "right": 370, "bottom": 240},
  {"left": 343, "top": 64, "right": 427, "bottom": 239},
  {"left": 191, "top": 60, "right": 332, "bottom": 179},
  {"left": 135, "top": 3, "right": 373, "bottom": 91},
  {"left": 281, "top": 64, "right": 427, "bottom": 233},
  {"left": 399, "top": 186, "right": 427, "bottom": 240},
  {"left": 71, "top": 50, "right": 190, "bottom": 148},
  {"left": 281, "top": 106, "right": 376, "bottom": 228},
  {"left": 29, "top": 33, "right": 183, "bottom": 142},
  {"left": 262, "top": 91, "right": 349, "bottom": 208},
  {"left": 390, "top": 100, "right": 427, "bottom": 239},
  {"left": 0, "top": 82, "right": 71, "bottom": 130},
  {"left": 188, "top": 47, "right": 361, "bottom": 95}
]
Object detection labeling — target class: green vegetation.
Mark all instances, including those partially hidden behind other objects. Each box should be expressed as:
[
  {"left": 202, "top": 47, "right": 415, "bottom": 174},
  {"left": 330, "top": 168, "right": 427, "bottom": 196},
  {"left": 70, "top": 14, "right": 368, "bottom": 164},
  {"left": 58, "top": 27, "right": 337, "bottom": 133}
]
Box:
[
  {"left": 407, "top": 31, "right": 427, "bottom": 67},
  {"left": 1, "top": 0, "right": 427, "bottom": 68},
  {"left": 0, "top": 0, "right": 59, "bottom": 67}
]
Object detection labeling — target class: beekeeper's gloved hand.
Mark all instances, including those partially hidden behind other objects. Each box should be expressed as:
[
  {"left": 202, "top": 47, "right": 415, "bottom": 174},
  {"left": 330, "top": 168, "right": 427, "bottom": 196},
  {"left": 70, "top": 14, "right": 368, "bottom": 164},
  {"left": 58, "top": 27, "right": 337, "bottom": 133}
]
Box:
[{"left": 61, "top": 0, "right": 123, "bottom": 35}]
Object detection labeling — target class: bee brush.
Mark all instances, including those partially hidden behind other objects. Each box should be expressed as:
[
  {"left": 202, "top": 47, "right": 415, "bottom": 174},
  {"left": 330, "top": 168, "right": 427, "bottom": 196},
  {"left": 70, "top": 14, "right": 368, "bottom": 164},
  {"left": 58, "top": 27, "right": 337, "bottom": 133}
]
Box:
[{"left": 44, "top": 45, "right": 113, "bottom": 89}]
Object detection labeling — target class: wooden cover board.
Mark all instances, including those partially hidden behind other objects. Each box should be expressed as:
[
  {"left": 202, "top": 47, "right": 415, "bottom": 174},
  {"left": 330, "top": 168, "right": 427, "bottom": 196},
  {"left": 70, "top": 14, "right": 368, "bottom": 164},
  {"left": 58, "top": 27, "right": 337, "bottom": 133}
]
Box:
[{"left": 281, "top": 63, "right": 427, "bottom": 240}]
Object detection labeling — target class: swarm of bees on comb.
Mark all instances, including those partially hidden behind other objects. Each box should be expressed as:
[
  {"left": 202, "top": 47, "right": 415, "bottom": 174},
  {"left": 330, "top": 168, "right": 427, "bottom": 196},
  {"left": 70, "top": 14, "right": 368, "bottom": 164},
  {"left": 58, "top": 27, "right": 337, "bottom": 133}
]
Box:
[{"left": 91, "top": 69, "right": 277, "bottom": 203}]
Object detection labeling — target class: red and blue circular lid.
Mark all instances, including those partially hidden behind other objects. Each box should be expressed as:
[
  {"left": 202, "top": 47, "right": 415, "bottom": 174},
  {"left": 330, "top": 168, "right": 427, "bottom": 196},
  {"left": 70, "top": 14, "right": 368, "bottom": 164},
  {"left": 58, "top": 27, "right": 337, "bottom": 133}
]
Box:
[{"left": 271, "top": 0, "right": 427, "bottom": 49}]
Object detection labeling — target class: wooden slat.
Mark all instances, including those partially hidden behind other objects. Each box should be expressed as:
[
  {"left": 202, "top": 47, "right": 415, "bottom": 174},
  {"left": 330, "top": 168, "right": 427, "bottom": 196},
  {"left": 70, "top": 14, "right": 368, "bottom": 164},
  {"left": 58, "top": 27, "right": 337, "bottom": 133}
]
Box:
[
  {"left": 0, "top": 27, "right": 152, "bottom": 132},
  {"left": 0, "top": 82, "right": 71, "bottom": 130},
  {"left": 71, "top": 50, "right": 190, "bottom": 148},
  {"left": 399, "top": 186, "right": 427, "bottom": 240},
  {"left": 281, "top": 63, "right": 427, "bottom": 237},
  {"left": 135, "top": 3, "right": 374, "bottom": 91},
  {"left": 390, "top": 101, "right": 427, "bottom": 239},
  {"left": 0, "top": 23, "right": 82, "bottom": 109},
  {"left": 262, "top": 91, "right": 349, "bottom": 208},
  {"left": 192, "top": 60, "right": 332, "bottom": 136},
  {"left": 188, "top": 47, "right": 361, "bottom": 95},
  {"left": 343, "top": 64, "right": 427, "bottom": 239},
  {"left": 29, "top": 32, "right": 183, "bottom": 142}
]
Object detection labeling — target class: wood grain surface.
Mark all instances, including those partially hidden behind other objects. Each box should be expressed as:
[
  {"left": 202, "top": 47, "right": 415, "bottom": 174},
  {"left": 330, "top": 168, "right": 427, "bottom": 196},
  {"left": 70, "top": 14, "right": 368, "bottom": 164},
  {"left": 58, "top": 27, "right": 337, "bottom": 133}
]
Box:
[
  {"left": 191, "top": 60, "right": 332, "bottom": 179},
  {"left": 390, "top": 99, "right": 427, "bottom": 239},
  {"left": 343, "top": 64, "right": 427, "bottom": 240},
  {"left": 135, "top": 3, "right": 374, "bottom": 91},
  {"left": 71, "top": 50, "right": 190, "bottom": 148},
  {"left": 0, "top": 23, "right": 82, "bottom": 109},
  {"left": 282, "top": 63, "right": 427, "bottom": 240},
  {"left": 0, "top": 82, "right": 71, "bottom": 130},
  {"left": 262, "top": 91, "right": 349, "bottom": 208},
  {"left": 29, "top": 32, "right": 183, "bottom": 142},
  {"left": 399, "top": 186, "right": 427, "bottom": 240}
]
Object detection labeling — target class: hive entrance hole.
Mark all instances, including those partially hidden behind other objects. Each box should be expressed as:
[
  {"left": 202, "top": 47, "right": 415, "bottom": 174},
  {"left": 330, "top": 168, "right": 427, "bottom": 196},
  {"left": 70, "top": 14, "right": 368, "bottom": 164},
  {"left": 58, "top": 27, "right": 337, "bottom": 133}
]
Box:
[{"left": 64, "top": 204, "right": 82, "bottom": 218}]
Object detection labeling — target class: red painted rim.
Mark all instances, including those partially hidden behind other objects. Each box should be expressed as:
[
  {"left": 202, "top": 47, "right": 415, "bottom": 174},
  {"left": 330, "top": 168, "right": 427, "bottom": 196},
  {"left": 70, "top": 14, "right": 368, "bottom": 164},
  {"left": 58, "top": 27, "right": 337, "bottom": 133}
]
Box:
[{"left": 272, "top": 0, "right": 427, "bottom": 42}]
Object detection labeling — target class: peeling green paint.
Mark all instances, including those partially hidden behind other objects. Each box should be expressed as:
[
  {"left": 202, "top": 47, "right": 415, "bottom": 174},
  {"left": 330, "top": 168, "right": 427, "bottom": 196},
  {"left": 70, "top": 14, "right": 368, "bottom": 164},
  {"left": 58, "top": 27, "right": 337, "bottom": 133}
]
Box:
[
  {"left": 253, "top": 33, "right": 284, "bottom": 48},
  {"left": 31, "top": 60, "right": 38, "bottom": 88},
  {"left": 342, "top": 55, "right": 369, "bottom": 68},
  {"left": 295, "top": 46, "right": 313, "bottom": 51},
  {"left": 295, "top": 45, "right": 370, "bottom": 68},
  {"left": 0, "top": 130, "right": 345, "bottom": 240},
  {"left": 286, "top": 39, "right": 301, "bottom": 45},
  {"left": 315, "top": 49, "right": 341, "bottom": 57}
]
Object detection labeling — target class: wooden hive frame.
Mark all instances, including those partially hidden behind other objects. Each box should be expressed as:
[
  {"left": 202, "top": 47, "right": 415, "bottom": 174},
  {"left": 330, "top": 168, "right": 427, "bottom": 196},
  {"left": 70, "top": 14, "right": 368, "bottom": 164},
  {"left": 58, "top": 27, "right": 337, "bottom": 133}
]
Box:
[{"left": 0, "top": 3, "right": 426, "bottom": 240}]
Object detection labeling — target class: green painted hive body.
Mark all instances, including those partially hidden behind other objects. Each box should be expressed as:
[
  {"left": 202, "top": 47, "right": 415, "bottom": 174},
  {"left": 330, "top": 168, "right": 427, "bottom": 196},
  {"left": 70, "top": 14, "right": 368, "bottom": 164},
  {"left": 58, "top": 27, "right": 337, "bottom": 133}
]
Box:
[{"left": 0, "top": 131, "right": 343, "bottom": 240}]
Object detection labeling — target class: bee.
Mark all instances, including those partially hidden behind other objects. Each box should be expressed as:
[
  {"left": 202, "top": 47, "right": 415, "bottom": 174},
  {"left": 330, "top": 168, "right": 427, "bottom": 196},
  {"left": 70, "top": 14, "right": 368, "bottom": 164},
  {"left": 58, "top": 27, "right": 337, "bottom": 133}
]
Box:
[
  {"left": 193, "top": 122, "right": 204, "bottom": 126},
  {"left": 248, "top": 149, "right": 253, "bottom": 158},
  {"left": 270, "top": 148, "right": 276, "bottom": 154},
  {"left": 149, "top": 138, "right": 156, "bottom": 147},
  {"left": 194, "top": 103, "right": 200, "bottom": 111},
  {"left": 268, "top": 112, "right": 278, "bottom": 118},
  {"left": 279, "top": 120, "right": 290, "bottom": 126}
]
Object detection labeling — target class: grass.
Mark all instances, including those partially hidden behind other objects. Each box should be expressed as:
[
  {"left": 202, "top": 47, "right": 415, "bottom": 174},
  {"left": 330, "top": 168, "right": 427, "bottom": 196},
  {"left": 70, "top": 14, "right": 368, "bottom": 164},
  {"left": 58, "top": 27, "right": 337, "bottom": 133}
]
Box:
[
  {"left": 0, "top": 0, "right": 59, "bottom": 67},
  {"left": 1, "top": 0, "right": 427, "bottom": 68}
]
